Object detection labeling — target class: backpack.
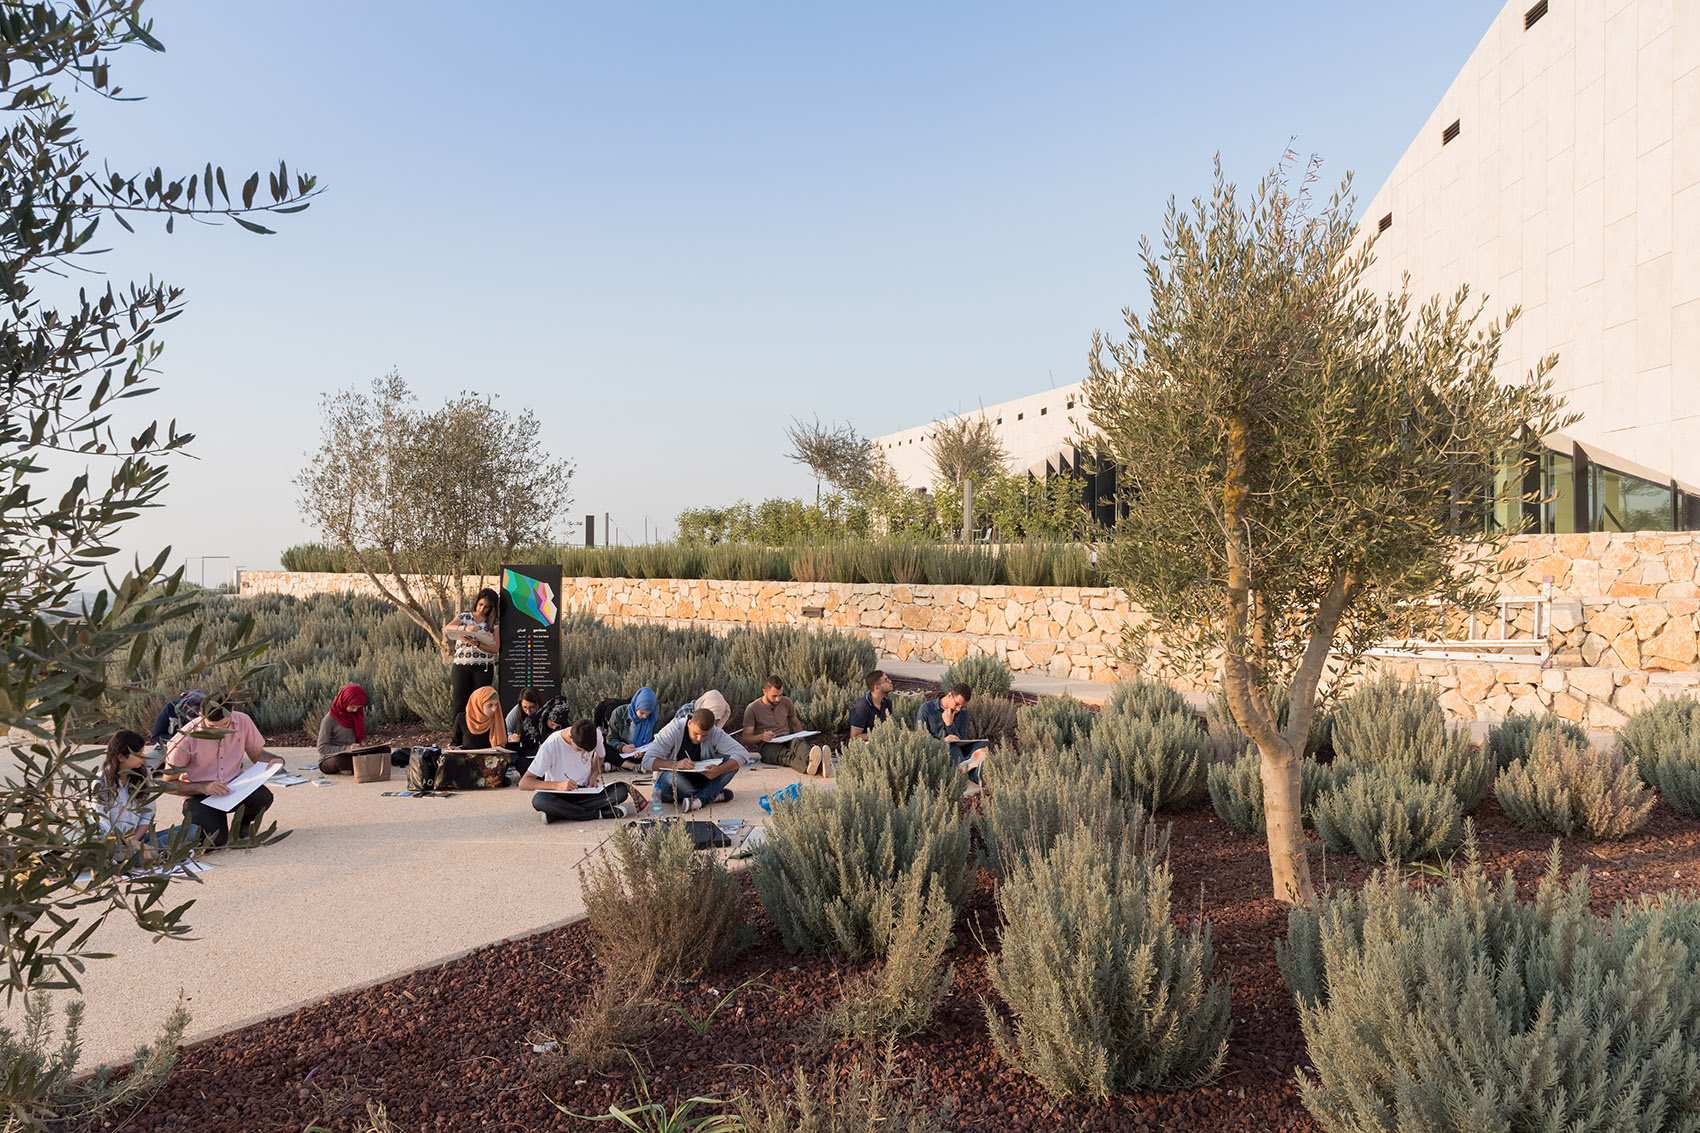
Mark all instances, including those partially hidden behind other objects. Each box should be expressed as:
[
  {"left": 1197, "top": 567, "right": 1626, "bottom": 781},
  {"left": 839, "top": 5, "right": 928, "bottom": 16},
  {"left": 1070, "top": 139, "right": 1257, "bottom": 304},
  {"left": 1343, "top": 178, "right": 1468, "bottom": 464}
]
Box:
[
  {"left": 593, "top": 696, "right": 632, "bottom": 733},
  {"left": 627, "top": 817, "right": 731, "bottom": 850}
]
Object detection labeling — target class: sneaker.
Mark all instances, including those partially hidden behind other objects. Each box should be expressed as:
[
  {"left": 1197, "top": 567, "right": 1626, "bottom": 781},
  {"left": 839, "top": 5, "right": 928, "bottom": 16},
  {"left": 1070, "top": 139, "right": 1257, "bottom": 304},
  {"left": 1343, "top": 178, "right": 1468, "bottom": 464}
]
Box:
[
  {"left": 613, "top": 800, "right": 636, "bottom": 818},
  {"left": 677, "top": 796, "right": 701, "bottom": 815},
  {"left": 806, "top": 746, "right": 824, "bottom": 776},
  {"left": 716, "top": 789, "right": 734, "bottom": 802},
  {"left": 539, "top": 809, "right": 554, "bottom": 825}
]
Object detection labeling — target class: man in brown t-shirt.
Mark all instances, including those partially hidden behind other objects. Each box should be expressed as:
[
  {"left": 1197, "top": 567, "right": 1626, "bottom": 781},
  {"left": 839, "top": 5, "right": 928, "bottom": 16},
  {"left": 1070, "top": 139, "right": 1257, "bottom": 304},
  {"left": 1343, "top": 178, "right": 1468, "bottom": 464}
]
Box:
[{"left": 743, "top": 675, "right": 831, "bottom": 777}]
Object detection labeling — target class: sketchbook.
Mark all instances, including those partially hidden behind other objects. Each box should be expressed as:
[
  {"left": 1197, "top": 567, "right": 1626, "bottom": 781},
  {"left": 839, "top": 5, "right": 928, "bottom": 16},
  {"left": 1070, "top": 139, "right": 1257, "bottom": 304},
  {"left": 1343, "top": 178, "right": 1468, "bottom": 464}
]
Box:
[
  {"left": 199, "top": 762, "right": 283, "bottom": 812},
  {"left": 767, "top": 730, "right": 820, "bottom": 744}
]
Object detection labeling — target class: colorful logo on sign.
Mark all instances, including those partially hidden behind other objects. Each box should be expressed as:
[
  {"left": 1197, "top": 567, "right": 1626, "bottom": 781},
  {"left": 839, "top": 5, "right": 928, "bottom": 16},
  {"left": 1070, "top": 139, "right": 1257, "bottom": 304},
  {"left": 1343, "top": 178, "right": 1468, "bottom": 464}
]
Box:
[{"left": 502, "top": 568, "right": 558, "bottom": 627}]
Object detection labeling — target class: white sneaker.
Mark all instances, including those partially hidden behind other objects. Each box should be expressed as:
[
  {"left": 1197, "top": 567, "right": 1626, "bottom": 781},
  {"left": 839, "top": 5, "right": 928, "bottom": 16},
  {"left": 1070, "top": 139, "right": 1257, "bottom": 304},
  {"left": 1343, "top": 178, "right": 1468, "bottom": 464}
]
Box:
[
  {"left": 614, "top": 800, "right": 636, "bottom": 818},
  {"left": 677, "top": 797, "right": 701, "bottom": 815},
  {"left": 806, "top": 746, "right": 824, "bottom": 776}
]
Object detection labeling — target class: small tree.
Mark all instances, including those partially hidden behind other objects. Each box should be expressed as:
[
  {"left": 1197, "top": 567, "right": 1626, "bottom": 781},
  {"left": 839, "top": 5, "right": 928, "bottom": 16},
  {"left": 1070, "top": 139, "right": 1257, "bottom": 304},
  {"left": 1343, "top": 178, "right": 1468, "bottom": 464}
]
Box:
[
  {"left": 0, "top": 0, "right": 316, "bottom": 999},
  {"left": 784, "top": 415, "right": 869, "bottom": 503},
  {"left": 926, "top": 411, "right": 1009, "bottom": 488},
  {"left": 295, "top": 372, "right": 572, "bottom": 651},
  {"left": 1083, "top": 153, "right": 1571, "bottom": 905}
]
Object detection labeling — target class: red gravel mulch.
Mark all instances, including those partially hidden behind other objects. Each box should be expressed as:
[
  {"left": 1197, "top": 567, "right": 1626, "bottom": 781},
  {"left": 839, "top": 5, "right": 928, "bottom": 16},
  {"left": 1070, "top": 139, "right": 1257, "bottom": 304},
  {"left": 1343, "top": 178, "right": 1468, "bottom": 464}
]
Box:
[{"left": 119, "top": 794, "right": 1700, "bottom": 1133}]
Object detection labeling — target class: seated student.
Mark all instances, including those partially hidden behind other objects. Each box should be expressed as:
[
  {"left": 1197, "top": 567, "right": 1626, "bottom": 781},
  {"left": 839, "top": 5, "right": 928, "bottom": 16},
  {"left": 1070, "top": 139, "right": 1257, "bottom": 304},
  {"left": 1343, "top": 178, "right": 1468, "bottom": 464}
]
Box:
[
  {"left": 149, "top": 689, "right": 206, "bottom": 756},
  {"left": 98, "top": 729, "right": 173, "bottom": 861},
  {"left": 504, "top": 687, "right": 548, "bottom": 771},
  {"left": 317, "top": 683, "right": 370, "bottom": 774},
  {"left": 164, "top": 699, "right": 286, "bottom": 847},
  {"left": 917, "top": 683, "right": 989, "bottom": 774},
  {"left": 742, "top": 675, "right": 830, "bottom": 777},
  {"left": 521, "top": 718, "right": 643, "bottom": 823},
  {"left": 642, "top": 707, "right": 748, "bottom": 814},
  {"left": 459, "top": 686, "right": 508, "bottom": 751},
  {"left": 672, "top": 689, "right": 731, "bottom": 730},
  {"left": 605, "top": 686, "right": 659, "bottom": 764},
  {"left": 849, "top": 670, "right": 894, "bottom": 739}
]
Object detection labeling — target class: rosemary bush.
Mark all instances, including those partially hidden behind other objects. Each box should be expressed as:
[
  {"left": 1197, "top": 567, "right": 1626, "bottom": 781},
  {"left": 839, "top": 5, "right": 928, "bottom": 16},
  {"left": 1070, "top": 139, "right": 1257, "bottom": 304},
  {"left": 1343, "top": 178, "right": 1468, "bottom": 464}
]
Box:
[
  {"left": 816, "top": 870, "right": 955, "bottom": 1046},
  {"left": 1077, "top": 709, "right": 1207, "bottom": 811},
  {"left": 1103, "top": 678, "right": 1191, "bottom": 724},
  {"left": 1278, "top": 843, "right": 1700, "bottom": 1132},
  {"left": 976, "top": 757, "right": 1140, "bottom": 879},
  {"left": 1484, "top": 710, "right": 1590, "bottom": 770},
  {"left": 837, "top": 719, "right": 963, "bottom": 805},
  {"left": 0, "top": 994, "right": 190, "bottom": 1130},
  {"left": 1493, "top": 730, "right": 1654, "bottom": 841},
  {"left": 1206, "top": 751, "right": 1337, "bottom": 835},
  {"left": 985, "top": 823, "right": 1230, "bottom": 1101},
  {"left": 1015, "top": 694, "right": 1095, "bottom": 754},
  {"left": 752, "top": 778, "right": 972, "bottom": 959},
  {"left": 1310, "top": 764, "right": 1463, "bottom": 863},
  {"left": 1331, "top": 674, "right": 1492, "bottom": 809},
  {"left": 961, "top": 696, "right": 1019, "bottom": 750},
  {"left": 939, "top": 653, "right": 1013, "bottom": 699},
  {"left": 1620, "top": 696, "right": 1700, "bottom": 801}
]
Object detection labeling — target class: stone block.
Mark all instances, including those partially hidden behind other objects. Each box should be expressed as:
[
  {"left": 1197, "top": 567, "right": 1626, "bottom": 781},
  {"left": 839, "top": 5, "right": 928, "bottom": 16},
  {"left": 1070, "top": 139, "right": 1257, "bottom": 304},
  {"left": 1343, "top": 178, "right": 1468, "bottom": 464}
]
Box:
[
  {"left": 1541, "top": 668, "right": 1568, "bottom": 692},
  {"left": 1610, "top": 582, "right": 1662, "bottom": 598},
  {"left": 1629, "top": 603, "right": 1670, "bottom": 637},
  {"left": 1581, "top": 633, "right": 1610, "bottom": 666},
  {"left": 1569, "top": 668, "right": 1617, "bottom": 701},
  {"left": 1437, "top": 690, "right": 1476, "bottom": 719},
  {"left": 1613, "top": 684, "right": 1652, "bottom": 716},
  {"left": 1587, "top": 700, "right": 1629, "bottom": 729}
]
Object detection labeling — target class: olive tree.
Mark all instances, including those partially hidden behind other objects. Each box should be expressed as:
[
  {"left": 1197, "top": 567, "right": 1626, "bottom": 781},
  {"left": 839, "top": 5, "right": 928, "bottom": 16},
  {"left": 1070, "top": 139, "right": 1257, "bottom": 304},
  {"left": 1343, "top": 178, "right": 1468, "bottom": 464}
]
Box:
[
  {"left": 0, "top": 0, "right": 316, "bottom": 1003},
  {"left": 784, "top": 415, "right": 870, "bottom": 502},
  {"left": 295, "top": 372, "right": 573, "bottom": 651},
  {"left": 926, "top": 411, "right": 1008, "bottom": 487},
  {"left": 1083, "top": 155, "right": 1570, "bottom": 905}
]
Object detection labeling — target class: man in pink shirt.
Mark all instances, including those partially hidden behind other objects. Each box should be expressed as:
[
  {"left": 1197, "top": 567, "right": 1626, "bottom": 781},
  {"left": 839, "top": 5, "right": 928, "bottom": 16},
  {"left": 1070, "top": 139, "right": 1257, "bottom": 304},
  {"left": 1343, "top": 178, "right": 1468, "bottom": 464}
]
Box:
[{"left": 164, "top": 700, "right": 285, "bottom": 846}]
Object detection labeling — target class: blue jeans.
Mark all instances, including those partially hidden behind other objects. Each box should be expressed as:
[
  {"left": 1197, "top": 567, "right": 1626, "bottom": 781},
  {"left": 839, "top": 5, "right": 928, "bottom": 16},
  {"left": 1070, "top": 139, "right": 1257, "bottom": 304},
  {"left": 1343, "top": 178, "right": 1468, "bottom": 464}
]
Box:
[{"left": 655, "top": 766, "right": 737, "bottom": 807}]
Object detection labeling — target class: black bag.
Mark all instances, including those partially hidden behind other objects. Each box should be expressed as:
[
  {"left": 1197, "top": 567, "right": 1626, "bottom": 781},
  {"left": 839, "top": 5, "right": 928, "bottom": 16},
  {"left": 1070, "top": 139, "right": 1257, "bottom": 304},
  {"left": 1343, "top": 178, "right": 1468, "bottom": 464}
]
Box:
[
  {"left": 593, "top": 695, "right": 632, "bottom": 733},
  {"left": 406, "top": 746, "right": 442, "bottom": 793},
  {"left": 627, "top": 817, "right": 731, "bottom": 850}
]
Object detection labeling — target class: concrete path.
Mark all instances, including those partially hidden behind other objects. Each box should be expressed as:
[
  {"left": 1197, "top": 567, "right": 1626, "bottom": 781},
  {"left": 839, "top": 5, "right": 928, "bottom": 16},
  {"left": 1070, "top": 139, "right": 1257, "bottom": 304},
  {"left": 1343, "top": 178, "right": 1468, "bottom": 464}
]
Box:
[{"left": 17, "top": 750, "right": 823, "bottom": 1069}]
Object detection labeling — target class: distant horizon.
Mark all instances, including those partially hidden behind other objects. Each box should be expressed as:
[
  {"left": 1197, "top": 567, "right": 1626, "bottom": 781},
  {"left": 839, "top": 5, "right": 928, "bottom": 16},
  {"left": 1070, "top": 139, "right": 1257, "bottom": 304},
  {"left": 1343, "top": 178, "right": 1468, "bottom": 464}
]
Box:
[{"left": 67, "top": 0, "right": 1503, "bottom": 582}]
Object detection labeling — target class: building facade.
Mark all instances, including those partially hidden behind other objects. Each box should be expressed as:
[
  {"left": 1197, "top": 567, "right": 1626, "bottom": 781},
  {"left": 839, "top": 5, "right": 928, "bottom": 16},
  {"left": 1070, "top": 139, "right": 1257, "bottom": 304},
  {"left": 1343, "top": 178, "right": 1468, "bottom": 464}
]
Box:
[{"left": 870, "top": 382, "right": 1090, "bottom": 490}]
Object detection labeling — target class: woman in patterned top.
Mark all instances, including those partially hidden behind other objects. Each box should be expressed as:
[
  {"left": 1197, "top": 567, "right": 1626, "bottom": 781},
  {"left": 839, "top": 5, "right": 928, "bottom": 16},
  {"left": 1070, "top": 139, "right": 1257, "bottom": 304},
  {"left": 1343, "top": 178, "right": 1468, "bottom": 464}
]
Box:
[{"left": 443, "top": 587, "right": 500, "bottom": 749}]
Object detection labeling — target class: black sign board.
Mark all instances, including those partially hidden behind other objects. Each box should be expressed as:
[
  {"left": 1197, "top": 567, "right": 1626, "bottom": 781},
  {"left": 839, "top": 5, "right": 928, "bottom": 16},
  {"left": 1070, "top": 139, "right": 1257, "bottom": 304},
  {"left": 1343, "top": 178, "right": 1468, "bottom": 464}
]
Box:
[{"left": 497, "top": 563, "right": 562, "bottom": 702}]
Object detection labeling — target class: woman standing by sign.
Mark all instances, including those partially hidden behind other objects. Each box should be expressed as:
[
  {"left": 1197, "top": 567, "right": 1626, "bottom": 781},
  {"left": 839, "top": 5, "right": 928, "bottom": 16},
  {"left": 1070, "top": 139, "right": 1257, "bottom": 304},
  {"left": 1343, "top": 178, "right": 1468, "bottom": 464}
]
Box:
[{"left": 444, "top": 587, "right": 500, "bottom": 749}]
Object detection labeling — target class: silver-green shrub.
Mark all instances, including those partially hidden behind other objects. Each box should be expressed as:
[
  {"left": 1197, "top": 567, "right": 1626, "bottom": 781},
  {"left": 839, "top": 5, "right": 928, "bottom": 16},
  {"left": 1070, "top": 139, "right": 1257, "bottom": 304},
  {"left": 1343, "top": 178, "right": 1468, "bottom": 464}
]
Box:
[
  {"left": 0, "top": 994, "right": 190, "bottom": 1129},
  {"left": 1332, "top": 673, "right": 1492, "bottom": 809},
  {"left": 791, "top": 676, "right": 861, "bottom": 734},
  {"left": 961, "top": 695, "right": 1019, "bottom": 749},
  {"left": 816, "top": 869, "right": 955, "bottom": 1046},
  {"left": 890, "top": 691, "right": 928, "bottom": 730},
  {"left": 838, "top": 719, "right": 963, "bottom": 805},
  {"left": 1484, "top": 710, "right": 1589, "bottom": 769},
  {"left": 1277, "top": 844, "right": 1700, "bottom": 1132},
  {"left": 1206, "top": 751, "right": 1336, "bottom": 835},
  {"left": 985, "top": 822, "right": 1230, "bottom": 1101},
  {"left": 1494, "top": 729, "right": 1654, "bottom": 840},
  {"left": 1310, "top": 763, "right": 1462, "bottom": 863},
  {"left": 977, "top": 757, "right": 1141, "bottom": 879},
  {"left": 751, "top": 777, "right": 971, "bottom": 959},
  {"left": 1104, "top": 677, "right": 1190, "bottom": 723},
  {"left": 1620, "top": 696, "right": 1700, "bottom": 802},
  {"left": 1015, "top": 694, "right": 1095, "bottom": 754},
  {"left": 1077, "top": 710, "right": 1207, "bottom": 811},
  {"left": 940, "top": 653, "right": 1013, "bottom": 699}
]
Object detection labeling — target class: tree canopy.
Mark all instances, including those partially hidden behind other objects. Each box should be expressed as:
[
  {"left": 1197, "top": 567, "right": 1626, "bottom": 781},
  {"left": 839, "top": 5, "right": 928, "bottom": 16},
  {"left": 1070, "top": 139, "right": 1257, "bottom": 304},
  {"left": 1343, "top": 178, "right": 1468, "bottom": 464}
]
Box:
[{"left": 1084, "top": 154, "right": 1571, "bottom": 905}]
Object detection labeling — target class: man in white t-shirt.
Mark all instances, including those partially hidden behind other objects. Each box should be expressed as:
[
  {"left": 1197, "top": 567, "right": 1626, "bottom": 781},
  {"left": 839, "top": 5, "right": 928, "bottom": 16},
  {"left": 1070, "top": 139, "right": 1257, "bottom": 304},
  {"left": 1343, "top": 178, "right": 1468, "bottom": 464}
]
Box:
[{"left": 520, "top": 718, "right": 640, "bottom": 823}]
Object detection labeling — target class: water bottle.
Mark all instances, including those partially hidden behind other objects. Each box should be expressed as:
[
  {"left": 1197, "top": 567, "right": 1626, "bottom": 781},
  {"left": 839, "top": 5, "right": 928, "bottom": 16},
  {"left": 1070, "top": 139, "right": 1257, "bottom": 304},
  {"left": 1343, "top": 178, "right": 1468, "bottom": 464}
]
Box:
[{"left": 648, "top": 789, "right": 663, "bottom": 822}]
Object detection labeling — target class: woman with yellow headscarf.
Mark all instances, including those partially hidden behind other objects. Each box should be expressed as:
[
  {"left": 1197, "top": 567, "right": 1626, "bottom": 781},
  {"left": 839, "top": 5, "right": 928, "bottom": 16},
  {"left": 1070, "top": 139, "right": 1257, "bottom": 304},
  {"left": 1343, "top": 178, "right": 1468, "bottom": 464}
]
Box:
[{"left": 461, "top": 686, "right": 507, "bottom": 750}]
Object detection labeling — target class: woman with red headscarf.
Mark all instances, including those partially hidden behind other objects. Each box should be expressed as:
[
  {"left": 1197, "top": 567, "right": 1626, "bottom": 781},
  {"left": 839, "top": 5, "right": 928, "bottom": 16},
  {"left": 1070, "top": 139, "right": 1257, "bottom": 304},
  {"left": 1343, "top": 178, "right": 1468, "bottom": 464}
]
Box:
[{"left": 317, "top": 684, "right": 369, "bottom": 774}]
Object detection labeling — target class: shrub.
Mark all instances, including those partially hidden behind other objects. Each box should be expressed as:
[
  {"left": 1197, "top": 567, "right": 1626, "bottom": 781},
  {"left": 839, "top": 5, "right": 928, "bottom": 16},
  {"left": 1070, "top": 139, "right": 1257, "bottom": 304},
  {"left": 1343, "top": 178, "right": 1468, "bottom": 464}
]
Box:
[
  {"left": 1331, "top": 674, "right": 1492, "bottom": 809},
  {"left": 816, "top": 871, "right": 955, "bottom": 1047},
  {"left": 0, "top": 994, "right": 190, "bottom": 1129},
  {"left": 578, "top": 821, "right": 749, "bottom": 981},
  {"left": 1206, "top": 751, "right": 1336, "bottom": 835},
  {"left": 734, "top": 1055, "right": 954, "bottom": 1133},
  {"left": 1620, "top": 695, "right": 1700, "bottom": 790},
  {"left": 1493, "top": 730, "right": 1654, "bottom": 841},
  {"left": 752, "top": 778, "right": 972, "bottom": 959},
  {"left": 791, "top": 678, "right": 861, "bottom": 735},
  {"left": 1640, "top": 747, "right": 1700, "bottom": 820},
  {"left": 528, "top": 961, "right": 659, "bottom": 1077},
  {"left": 1103, "top": 677, "right": 1191, "bottom": 724},
  {"left": 838, "top": 720, "right": 963, "bottom": 805},
  {"left": 961, "top": 695, "right": 1018, "bottom": 749},
  {"left": 977, "top": 757, "right": 1142, "bottom": 879},
  {"left": 1015, "top": 694, "right": 1095, "bottom": 754},
  {"left": 940, "top": 653, "right": 1013, "bottom": 699},
  {"left": 985, "top": 823, "right": 1230, "bottom": 1101},
  {"left": 1077, "top": 710, "right": 1207, "bottom": 811},
  {"left": 1310, "top": 764, "right": 1462, "bottom": 863},
  {"left": 1277, "top": 844, "right": 1700, "bottom": 1132},
  {"left": 1484, "top": 710, "right": 1590, "bottom": 770},
  {"left": 890, "top": 691, "right": 928, "bottom": 728}
]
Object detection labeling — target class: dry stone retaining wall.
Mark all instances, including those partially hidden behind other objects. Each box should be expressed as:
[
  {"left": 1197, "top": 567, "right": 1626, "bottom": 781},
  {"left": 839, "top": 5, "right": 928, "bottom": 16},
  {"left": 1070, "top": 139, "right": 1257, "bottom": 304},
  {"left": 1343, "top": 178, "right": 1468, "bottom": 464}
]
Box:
[{"left": 239, "top": 532, "right": 1700, "bottom": 727}]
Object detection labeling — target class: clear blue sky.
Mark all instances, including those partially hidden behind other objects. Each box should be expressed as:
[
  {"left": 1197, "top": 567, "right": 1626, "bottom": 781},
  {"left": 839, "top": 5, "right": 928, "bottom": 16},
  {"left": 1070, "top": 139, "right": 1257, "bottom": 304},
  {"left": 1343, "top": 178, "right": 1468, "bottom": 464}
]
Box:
[{"left": 78, "top": 0, "right": 1501, "bottom": 578}]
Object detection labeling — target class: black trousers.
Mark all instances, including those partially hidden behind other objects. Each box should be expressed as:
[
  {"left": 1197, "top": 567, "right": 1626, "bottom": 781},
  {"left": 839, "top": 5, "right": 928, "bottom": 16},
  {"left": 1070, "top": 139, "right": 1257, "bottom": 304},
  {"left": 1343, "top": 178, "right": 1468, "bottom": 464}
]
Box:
[
  {"left": 182, "top": 785, "right": 274, "bottom": 847},
  {"left": 449, "top": 663, "right": 495, "bottom": 747},
  {"left": 532, "top": 782, "right": 630, "bottom": 823}
]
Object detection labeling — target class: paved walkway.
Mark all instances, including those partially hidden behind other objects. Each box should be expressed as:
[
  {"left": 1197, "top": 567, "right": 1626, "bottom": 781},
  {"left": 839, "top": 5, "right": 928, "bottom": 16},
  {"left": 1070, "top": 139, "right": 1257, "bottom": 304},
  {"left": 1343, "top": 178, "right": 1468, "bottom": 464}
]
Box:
[{"left": 15, "top": 751, "right": 821, "bottom": 1069}]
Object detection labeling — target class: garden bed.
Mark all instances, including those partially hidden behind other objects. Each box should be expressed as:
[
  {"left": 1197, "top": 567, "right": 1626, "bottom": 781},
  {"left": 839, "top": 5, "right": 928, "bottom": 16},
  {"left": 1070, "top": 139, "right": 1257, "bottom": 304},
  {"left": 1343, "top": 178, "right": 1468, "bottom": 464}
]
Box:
[{"left": 121, "top": 796, "right": 1700, "bottom": 1133}]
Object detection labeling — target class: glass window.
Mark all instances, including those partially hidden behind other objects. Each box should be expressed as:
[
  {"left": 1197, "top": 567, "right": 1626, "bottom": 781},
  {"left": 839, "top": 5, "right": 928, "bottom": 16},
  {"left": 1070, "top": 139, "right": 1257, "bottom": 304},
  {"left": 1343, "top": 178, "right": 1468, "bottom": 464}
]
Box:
[
  {"left": 1483, "top": 451, "right": 1525, "bottom": 536},
  {"left": 1541, "top": 451, "right": 1575, "bottom": 534},
  {"left": 1592, "top": 465, "right": 1674, "bottom": 532},
  {"left": 1684, "top": 492, "right": 1700, "bottom": 531}
]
